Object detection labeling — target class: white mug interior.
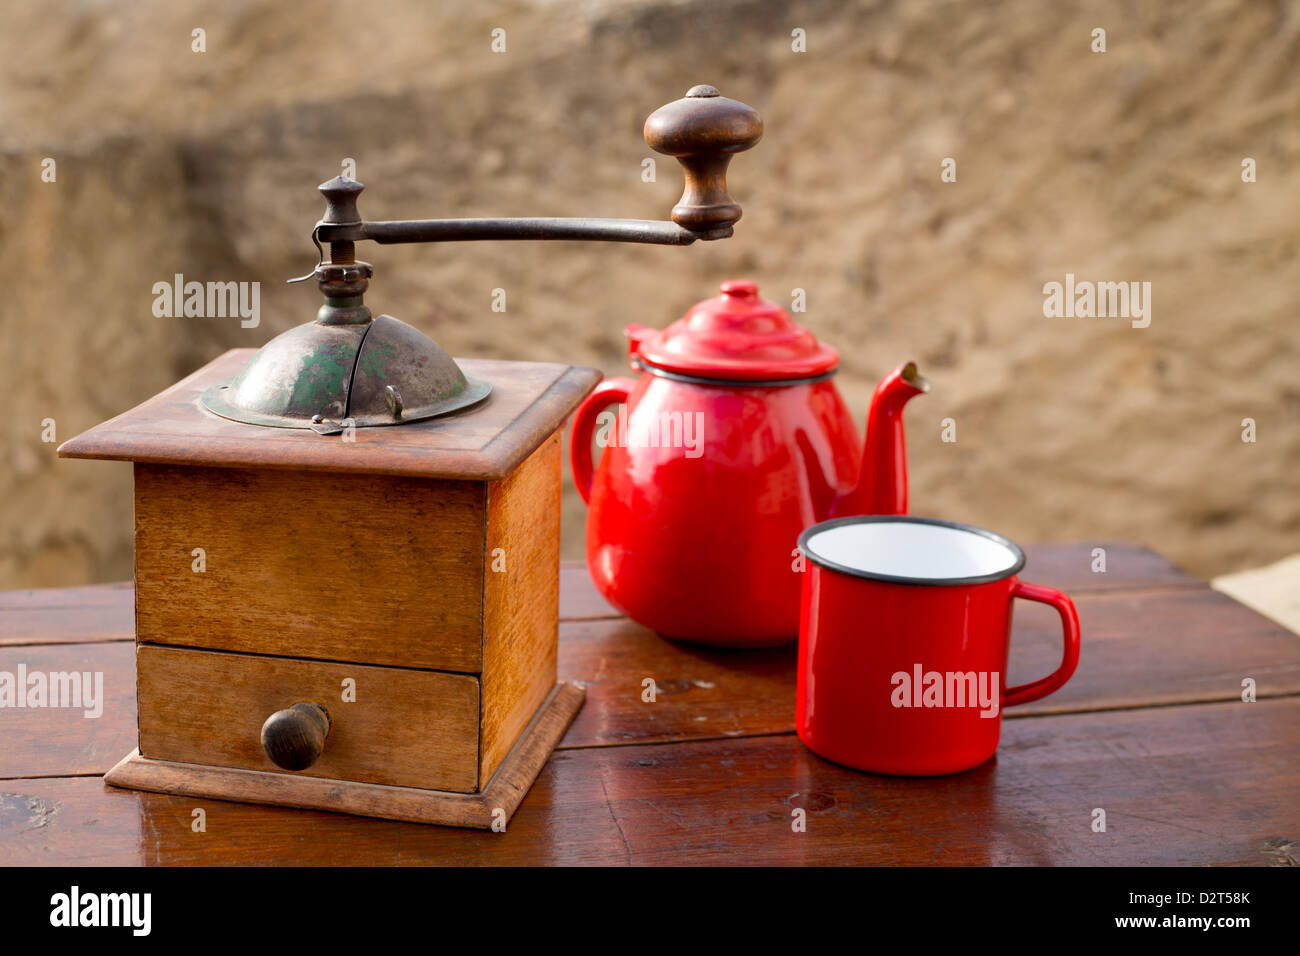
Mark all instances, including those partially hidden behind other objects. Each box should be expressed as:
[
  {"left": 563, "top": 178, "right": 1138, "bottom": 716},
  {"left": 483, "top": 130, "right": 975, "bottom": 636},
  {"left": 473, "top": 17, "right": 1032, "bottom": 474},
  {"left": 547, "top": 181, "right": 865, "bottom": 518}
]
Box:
[{"left": 801, "top": 517, "right": 1024, "bottom": 584}]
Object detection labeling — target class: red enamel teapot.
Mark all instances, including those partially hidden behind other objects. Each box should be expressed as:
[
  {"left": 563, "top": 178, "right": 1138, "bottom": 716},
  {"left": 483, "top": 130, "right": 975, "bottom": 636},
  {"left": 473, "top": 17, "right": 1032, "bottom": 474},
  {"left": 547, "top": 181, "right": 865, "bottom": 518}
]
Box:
[{"left": 570, "top": 280, "right": 928, "bottom": 646}]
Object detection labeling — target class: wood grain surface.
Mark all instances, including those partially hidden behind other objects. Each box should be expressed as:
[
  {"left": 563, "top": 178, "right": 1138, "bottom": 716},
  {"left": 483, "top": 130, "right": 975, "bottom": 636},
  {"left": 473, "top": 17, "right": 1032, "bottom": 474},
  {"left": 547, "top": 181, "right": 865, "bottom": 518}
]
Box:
[
  {"left": 0, "top": 543, "right": 1296, "bottom": 865},
  {"left": 136, "top": 645, "right": 481, "bottom": 792},
  {"left": 134, "top": 462, "right": 487, "bottom": 673},
  {"left": 106, "top": 683, "right": 585, "bottom": 829},
  {"left": 556, "top": 585, "right": 1300, "bottom": 747},
  {"left": 0, "top": 582, "right": 133, "bottom": 646},
  {"left": 0, "top": 542, "right": 1199, "bottom": 647},
  {"left": 2, "top": 698, "right": 1294, "bottom": 865},
  {"left": 56, "top": 349, "right": 601, "bottom": 481},
  {"left": 1, "top": 554, "right": 1295, "bottom": 774},
  {"left": 0, "top": 641, "right": 135, "bottom": 778},
  {"left": 480, "top": 435, "right": 562, "bottom": 782}
]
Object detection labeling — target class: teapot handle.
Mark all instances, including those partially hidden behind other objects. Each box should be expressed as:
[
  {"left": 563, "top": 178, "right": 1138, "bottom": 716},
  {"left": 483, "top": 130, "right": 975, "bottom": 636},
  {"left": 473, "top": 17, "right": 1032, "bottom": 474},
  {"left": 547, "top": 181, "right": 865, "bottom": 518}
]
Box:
[{"left": 569, "top": 378, "right": 635, "bottom": 503}]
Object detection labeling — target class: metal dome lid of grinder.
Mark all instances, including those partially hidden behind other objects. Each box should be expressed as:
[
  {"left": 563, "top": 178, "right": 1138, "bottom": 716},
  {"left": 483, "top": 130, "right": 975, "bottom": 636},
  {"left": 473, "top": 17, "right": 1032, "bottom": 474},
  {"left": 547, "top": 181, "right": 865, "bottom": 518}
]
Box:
[{"left": 200, "top": 84, "right": 763, "bottom": 435}]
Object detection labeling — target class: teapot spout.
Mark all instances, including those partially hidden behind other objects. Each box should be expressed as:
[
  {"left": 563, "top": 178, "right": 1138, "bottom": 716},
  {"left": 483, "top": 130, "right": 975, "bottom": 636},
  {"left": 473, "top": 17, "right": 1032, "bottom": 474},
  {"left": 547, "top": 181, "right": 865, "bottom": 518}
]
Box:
[{"left": 833, "top": 361, "right": 929, "bottom": 517}]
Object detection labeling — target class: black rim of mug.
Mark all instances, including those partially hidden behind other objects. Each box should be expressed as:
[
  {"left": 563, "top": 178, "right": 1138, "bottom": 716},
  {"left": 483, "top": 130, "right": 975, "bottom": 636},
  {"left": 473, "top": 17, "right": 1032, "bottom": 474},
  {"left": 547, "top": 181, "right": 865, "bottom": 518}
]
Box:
[{"left": 797, "top": 515, "right": 1028, "bottom": 587}]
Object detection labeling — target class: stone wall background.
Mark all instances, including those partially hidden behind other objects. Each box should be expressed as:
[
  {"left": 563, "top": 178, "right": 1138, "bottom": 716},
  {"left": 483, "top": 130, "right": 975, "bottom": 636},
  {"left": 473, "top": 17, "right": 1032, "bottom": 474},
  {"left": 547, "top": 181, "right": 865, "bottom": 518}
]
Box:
[{"left": 2, "top": 0, "right": 1297, "bottom": 587}]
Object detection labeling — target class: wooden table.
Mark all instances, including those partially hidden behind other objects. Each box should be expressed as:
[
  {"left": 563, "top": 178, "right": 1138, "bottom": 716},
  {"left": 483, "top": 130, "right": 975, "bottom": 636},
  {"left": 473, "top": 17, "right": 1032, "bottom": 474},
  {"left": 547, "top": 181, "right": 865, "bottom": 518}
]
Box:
[{"left": 1, "top": 544, "right": 1296, "bottom": 866}]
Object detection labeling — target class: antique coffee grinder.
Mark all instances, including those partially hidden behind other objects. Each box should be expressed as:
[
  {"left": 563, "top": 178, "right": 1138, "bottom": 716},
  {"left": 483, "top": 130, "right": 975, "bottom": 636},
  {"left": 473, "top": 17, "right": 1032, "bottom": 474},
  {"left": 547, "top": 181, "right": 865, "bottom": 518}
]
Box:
[{"left": 59, "top": 85, "right": 761, "bottom": 827}]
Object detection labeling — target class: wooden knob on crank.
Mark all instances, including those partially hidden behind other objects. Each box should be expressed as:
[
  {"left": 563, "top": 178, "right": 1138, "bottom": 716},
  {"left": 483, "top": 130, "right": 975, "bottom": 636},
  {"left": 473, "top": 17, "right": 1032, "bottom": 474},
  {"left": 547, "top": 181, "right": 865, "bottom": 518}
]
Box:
[
  {"left": 643, "top": 85, "right": 763, "bottom": 235},
  {"left": 261, "top": 702, "right": 332, "bottom": 771}
]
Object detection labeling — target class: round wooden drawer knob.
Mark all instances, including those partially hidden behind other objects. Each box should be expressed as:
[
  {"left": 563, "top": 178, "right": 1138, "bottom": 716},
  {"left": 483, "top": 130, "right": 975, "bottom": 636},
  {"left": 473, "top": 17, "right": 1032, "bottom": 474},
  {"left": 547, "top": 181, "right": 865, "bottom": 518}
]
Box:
[{"left": 261, "top": 702, "right": 332, "bottom": 771}]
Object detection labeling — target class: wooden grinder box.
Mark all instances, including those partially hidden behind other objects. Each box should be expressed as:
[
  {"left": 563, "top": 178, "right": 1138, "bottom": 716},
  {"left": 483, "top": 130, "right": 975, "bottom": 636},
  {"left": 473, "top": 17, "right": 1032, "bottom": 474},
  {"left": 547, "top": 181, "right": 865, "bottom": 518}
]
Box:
[{"left": 59, "top": 349, "right": 599, "bottom": 828}]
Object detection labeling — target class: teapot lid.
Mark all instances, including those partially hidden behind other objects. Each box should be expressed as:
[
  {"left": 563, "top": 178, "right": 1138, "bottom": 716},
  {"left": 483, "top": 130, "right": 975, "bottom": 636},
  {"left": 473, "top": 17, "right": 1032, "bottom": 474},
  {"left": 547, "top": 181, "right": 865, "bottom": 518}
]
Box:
[{"left": 629, "top": 280, "right": 839, "bottom": 381}]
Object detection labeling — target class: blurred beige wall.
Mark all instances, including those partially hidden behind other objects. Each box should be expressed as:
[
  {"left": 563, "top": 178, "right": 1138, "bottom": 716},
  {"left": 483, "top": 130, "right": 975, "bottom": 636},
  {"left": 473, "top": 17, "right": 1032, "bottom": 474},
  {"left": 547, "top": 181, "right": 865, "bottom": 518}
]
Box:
[{"left": 1, "top": 0, "right": 1297, "bottom": 588}]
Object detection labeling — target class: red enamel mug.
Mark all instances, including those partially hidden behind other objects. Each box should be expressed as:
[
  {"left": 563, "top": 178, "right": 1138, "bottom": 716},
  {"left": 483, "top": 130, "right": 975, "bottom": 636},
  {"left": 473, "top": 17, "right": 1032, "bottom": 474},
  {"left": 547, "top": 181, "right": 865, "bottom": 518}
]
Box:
[{"left": 796, "top": 516, "right": 1081, "bottom": 775}]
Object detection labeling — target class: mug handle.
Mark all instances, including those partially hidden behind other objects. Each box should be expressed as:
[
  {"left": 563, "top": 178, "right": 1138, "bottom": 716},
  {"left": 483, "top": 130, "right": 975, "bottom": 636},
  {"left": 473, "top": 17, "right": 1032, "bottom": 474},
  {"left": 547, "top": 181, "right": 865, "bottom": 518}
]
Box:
[
  {"left": 1001, "top": 580, "right": 1081, "bottom": 708},
  {"left": 568, "top": 378, "right": 634, "bottom": 503}
]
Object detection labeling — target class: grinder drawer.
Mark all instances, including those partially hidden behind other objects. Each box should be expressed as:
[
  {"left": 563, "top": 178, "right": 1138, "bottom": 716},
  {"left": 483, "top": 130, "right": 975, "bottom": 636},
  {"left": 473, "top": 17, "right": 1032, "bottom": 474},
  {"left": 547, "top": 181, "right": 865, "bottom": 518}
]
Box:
[{"left": 137, "top": 645, "right": 481, "bottom": 793}]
